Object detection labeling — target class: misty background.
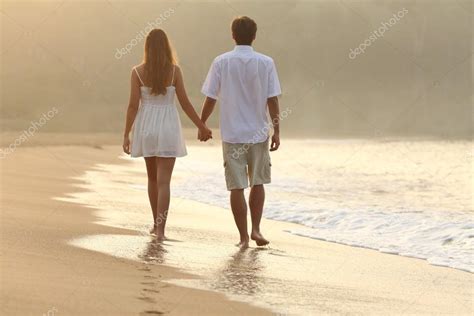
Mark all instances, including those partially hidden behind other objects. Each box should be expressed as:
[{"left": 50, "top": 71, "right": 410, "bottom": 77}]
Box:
[{"left": 1, "top": 0, "right": 472, "bottom": 138}]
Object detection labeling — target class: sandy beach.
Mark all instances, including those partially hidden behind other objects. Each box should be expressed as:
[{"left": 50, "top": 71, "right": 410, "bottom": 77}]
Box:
[
  {"left": 1, "top": 135, "right": 472, "bottom": 315},
  {"left": 0, "top": 139, "right": 269, "bottom": 316},
  {"left": 1, "top": 0, "right": 472, "bottom": 314}
]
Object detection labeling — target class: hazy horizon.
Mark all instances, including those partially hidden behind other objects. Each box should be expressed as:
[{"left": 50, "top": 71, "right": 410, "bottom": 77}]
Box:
[{"left": 1, "top": 0, "right": 472, "bottom": 138}]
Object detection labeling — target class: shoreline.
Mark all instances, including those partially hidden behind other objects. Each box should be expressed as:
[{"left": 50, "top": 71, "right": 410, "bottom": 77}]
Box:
[
  {"left": 59, "top": 145, "right": 473, "bottom": 314},
  {"left": 1, "top": 143, "right": 472, "bottom": 315},
  {"left": 1, "top": 131, "right": 471, "bottom": 150}
]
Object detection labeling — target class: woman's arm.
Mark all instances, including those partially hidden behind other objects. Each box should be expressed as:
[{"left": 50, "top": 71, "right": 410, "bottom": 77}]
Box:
[
  {"left": 123, "top": 69, "right": 141, "bottom": 154},
  {"left": 174, "top": 66, "right": 212, "bottom": 140},
  {"left": 200, "top": 97, "right": 216, "bottom": 124}
]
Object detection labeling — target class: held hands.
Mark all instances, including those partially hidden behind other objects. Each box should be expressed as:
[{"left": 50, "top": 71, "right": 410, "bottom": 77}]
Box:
[
  {"left": 270, "top": 133, "right": 280, "bottom": 151},
  {"left": 123, "top": 136, "right": 131, "bottom": 154},
  {"left": 198, "top": 124, "right": 213, "bottom": 142}
]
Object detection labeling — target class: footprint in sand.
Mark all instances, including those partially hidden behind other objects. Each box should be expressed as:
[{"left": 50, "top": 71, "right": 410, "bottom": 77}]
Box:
[
  {"left": 139, "top": 266, "right": 151, "bottom": 272},
  {"left": 136, "top": 296, "right": 156, "bottom": 303},
  {"left": 139, "top": 311, "right": 165, "bottom": 315},
  {"left": 137, "top": 261, "right": 165, "bottom": 312},
  {"left": 142, "top": 288, "right": 160, "bottom": 293}
]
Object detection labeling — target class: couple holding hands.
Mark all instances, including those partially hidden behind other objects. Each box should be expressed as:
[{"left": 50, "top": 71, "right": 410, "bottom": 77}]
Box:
[{"left": 123, "top": 16, "right": 281, "bottom": 248}]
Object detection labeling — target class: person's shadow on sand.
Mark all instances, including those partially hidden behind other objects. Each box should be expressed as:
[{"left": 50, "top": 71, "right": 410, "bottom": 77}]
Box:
[{"left": 211, "top": 248, "right": 266, "bottom": 296}]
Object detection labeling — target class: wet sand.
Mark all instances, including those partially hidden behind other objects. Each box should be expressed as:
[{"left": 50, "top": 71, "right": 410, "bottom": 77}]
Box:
[
  {"left": 1, "top": 139, "right": 472, "bottom": 315},
  {"left": 0, "top": 143, "right": 269, "bottom": 315}
]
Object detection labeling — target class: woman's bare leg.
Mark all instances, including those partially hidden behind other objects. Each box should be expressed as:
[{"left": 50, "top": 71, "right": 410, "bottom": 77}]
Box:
[
  {"left": 144, "top": 157, "right": 158, "bottom": 233},
  {"left": 154, "top": 157, "right": 176, "bottom": 239}
]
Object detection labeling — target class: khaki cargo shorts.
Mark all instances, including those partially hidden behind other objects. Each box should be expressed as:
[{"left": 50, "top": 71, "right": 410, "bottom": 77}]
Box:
[{"left": 222, "top": 139, "right": 271, "bottom": 191}]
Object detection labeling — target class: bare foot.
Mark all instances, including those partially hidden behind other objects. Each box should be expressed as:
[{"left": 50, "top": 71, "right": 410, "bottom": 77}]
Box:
[
  {"left": 155, "top": 235, "right": 166, "bottom": 242},
  {"left": 149, "top": 226, "right": 156, "bottom": 236},
  {"left": 235, "top": 235, "right": 249, "bottom": 249},
  {"left": 235, "top": 240, "right": 249, "bottom": 249},
  {"left": 251, "top": 231, "right": 269, "bottom": 246},
  {"left": 149, "top": 226, "right": 164, "bottom": 237},
  {"left": 150, "top": 226, "right": 166, "bottom": 241}
]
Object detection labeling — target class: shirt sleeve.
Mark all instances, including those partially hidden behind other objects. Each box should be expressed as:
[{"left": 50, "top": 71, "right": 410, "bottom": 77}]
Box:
[
  {"left": 267, "top": 60, "right": 282, "bottom": 98},
  {"left": 201, "top": 59, "right": 220, "bottom": 99}
]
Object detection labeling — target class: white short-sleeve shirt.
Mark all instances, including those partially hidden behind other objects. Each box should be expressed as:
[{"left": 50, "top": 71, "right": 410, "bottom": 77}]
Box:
[{"left": 201, "top": 45, "right": 281, "bottom": 144}]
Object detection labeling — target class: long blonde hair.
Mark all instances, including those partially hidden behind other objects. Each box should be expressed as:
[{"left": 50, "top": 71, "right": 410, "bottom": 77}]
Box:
[{"left": 143, "top": 29, "right": 178, "bottom": 95}]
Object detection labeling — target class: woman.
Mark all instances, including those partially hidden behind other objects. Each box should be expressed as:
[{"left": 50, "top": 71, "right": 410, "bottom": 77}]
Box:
[{"left": 123, "top": 29, "right": 212, "bottom": 239}]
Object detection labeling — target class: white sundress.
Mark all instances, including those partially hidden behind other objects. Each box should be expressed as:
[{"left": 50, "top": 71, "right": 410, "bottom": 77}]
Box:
[{"left": 130, "top": 66, "right": 187, "bottom": 158}]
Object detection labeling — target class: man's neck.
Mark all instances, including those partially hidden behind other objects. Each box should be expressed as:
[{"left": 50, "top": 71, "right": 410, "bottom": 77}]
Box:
[{"left": 233, "top": 45, "right": 254, "bottom": 51}]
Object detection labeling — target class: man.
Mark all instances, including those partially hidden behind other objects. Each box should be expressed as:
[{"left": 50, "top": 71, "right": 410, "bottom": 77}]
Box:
[{"left": 200, "top": 16, "right": 282, "bottom": 248}]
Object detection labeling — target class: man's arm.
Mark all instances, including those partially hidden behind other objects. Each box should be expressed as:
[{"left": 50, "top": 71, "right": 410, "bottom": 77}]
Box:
[
  {"left": 200, "top": 56, "right": 220, "bottom": 141},
  {"left": 198, "top": 97, "right": 217, "bottom": 141},
  {"left": 267, "top": 96, "right": 280, "bottom": 151}
]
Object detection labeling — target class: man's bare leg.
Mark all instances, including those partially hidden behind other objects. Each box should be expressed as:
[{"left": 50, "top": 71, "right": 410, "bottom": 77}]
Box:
[
  {"left": 249, "top": 184, "right": 269, "bottom": 246},
  {"left": 230, "top": 189, "right": 249, "bottom": 248}
]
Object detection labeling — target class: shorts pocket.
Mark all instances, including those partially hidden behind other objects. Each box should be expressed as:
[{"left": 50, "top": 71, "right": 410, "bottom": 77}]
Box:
[{"left": 263, "top": 154, "right": 272, "bottom": 182}]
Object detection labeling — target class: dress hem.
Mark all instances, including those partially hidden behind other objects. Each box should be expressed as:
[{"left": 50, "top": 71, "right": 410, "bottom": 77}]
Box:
[{"left": 131, "top": 153, "right": 187, "bottom": 158}]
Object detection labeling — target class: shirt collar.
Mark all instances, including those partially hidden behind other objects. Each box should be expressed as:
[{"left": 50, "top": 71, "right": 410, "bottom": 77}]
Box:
[{"left": 233, "top": 45, "right": 254, "bottom": 52}]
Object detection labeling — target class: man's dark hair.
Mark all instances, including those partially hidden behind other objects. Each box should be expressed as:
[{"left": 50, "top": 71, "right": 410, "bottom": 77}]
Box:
[{"left": 231, "top": 16, "right": 257, "bottom": 45}]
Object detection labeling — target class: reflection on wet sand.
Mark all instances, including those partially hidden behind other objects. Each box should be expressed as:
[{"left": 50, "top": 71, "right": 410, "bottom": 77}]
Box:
[
  {"left": 139, "top": 238, "right": 168, "bottom": 264},
  {"left": 211, "top": 248, "right": 266, "bottom": 296}
]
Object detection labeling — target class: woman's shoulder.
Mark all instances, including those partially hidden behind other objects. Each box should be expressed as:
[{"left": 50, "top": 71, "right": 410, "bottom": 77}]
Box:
[
  {"left": 133, "top": 63, "right": 145, "bottom": 71},
  {"left": 170, "top": 64, "right": 181, "bottom": 80}
]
